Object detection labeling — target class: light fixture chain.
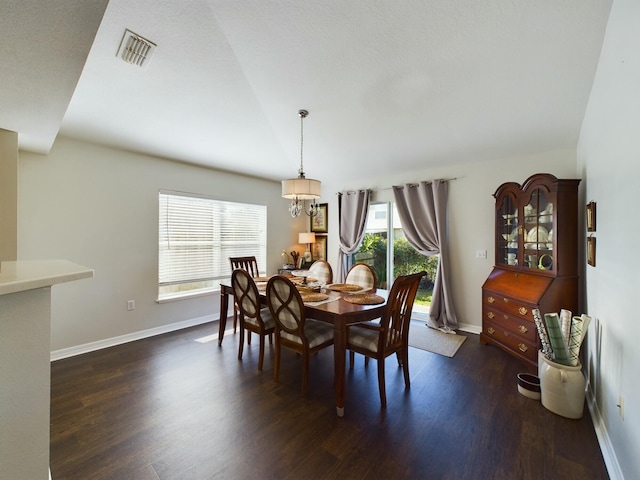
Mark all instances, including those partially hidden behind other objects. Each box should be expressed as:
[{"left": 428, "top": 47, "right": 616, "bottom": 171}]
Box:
[{"left": 299, "top": 109, "right": 307, "bottom": 176}]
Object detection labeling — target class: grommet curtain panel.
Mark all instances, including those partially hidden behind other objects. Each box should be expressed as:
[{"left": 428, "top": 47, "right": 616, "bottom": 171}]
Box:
[
  {"left": 337, "top": 190, "right": 370, "bottom": 282},
  {"left": 393, "top": 180, "right": 458, "bottom": 329}
]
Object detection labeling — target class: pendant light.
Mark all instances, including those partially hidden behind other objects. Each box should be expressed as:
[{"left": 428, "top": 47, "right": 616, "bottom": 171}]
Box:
[{"left": 281, "top": 109, "right": 321, "bottom": 217}]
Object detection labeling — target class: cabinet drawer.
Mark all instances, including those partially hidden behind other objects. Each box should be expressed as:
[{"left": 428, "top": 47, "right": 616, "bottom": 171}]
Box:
[
  {"left": 483, "top": 292, "right": 534, "bottom": 322},
  {"left": 483, "top": 306, "right": 536, "bottom": 343},
  {"left": 483, "top": 320, "right": 538, "bottom": 363}
]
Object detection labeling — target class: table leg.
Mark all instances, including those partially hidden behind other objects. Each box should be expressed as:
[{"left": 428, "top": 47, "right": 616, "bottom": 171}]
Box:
[
  {"left": 334, "top": 324, "right": 347, "bottom": 417},
  {"left": 218, "top": 289, "right": 229, "bottom": 346}
]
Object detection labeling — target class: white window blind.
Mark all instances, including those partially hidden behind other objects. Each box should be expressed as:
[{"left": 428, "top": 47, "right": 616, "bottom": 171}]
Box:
[{"left": 158, "top": 191, "right": 267, "bottom": 300}]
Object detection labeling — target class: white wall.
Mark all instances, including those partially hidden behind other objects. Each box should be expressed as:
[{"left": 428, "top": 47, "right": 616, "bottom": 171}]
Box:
[
  {"left": 0, "top": 129, "right": 18, "bottom": 261},
  {"left": 18, "top": 136, "right": 306, "bottom": 352},
  {"left": 577, "top": 0, "right": 640, "bottom": 477},
  {"left": 322, "top": 148, "right": 578, "bottom": 332}
]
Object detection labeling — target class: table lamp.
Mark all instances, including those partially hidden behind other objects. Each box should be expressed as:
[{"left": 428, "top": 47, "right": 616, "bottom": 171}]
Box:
[{"left": 299, "top": 232, "right": 316, "bottom": 262}]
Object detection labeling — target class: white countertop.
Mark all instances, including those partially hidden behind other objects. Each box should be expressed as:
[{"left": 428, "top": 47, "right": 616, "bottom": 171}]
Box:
[{"left": 0, "top": 260, "right": 94, "bottom": 296}]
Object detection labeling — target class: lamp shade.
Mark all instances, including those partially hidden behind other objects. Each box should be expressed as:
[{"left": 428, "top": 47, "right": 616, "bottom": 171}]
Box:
[
  {"left": 282, "top": 178, "right": 321, "bottom": 200},
  {"left": 298, "top": 232, "right": 316, "bottom": 244}
]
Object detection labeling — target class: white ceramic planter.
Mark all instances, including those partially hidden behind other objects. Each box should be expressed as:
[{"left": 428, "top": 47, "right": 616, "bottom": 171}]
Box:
[{"left": 538, "top": 350, "right": 586, "bottom": 419}]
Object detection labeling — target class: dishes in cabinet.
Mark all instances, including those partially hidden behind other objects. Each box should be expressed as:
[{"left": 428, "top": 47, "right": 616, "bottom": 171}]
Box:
[
  {"left": 527, "top": 226, "right": 549, "bottom": 243},
  {"left": 501, "top": 212, "right": 517, "bottom": 225},
  {"left": 502, "top": 228, "right": 518, "bottom": 242}
]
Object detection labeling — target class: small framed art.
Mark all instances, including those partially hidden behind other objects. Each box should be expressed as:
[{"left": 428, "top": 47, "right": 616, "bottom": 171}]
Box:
[
  {"left": 586, "top": 202, "right": 596, "bottom": 232},
  {"left": 587, "top": 236, "right": 596, "bottom": 267},
  {"left": 313, "top": 235, "right": 327, "bottom": 261},
  {"left": 310, "top": 203, "right": 328, "bottom": 233}
]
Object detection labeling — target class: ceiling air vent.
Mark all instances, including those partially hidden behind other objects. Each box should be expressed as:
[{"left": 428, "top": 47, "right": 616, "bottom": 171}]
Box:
[{"left": 116, "top": 29, "right": 156, "bottom": 68}]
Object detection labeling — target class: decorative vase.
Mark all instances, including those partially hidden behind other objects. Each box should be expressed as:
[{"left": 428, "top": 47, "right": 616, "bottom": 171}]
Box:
[{"left": 538, "top": 350, "right": 586, "bottom": 419}]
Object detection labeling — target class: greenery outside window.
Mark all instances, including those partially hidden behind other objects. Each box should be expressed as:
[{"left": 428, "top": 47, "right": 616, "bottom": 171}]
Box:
[
  {"left": 158, "top": 191, "right": 267, "bottom": 301},
  {"left": 351, "top": 203, "right": 438, "bottom": 314}
]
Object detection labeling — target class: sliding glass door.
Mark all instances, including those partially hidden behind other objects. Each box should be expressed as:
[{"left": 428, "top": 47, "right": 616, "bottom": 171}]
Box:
[{"left": 352, "top": 202, "right": 438, "bottom": 316}]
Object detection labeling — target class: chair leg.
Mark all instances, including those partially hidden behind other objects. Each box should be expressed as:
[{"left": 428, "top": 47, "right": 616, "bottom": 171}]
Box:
[
  {"left": 377, "top": 357, "right": 387, "bottom": 408},
  {"left": 247, "top": 331, "right": 252, "bottom": 345},
  {"left": 273, "top": 339, "right": 280, "bottom": 382},
  {"left": 365, "top": 357, "right": 370, "bottom": 367},
  {"left": 401, "top": 346, "right": 410, "bottom": 388},
  {"left": 238, "top": 324, "right": 245, "bottom": 360},
  {"left": 349, "top": 351, "right": 355, "bottom": 369},
  {"left": 233, "top": 305, "right": 238, "bottom": 333},
  {"left": 268, "top": 333, "right": 273, "bottom": 345},
  {"left": 258, "top": 334, "right": 266, "bottom": 371}
]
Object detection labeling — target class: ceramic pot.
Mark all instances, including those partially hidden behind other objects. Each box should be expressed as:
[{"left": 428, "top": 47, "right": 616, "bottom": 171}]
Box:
[{"left": 538, "top": 350, "right": 585, "bottom": 419}]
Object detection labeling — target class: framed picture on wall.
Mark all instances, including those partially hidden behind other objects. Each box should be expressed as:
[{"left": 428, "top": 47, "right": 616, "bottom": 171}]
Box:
[
  {"left": 310, "top": 203, "right": 328, "bottom": 233},
  {"left": 313, "top": 235, "right": 327, "bottom": 261},
  {"left": 587, "top": 236, "right": 596, "bottom": 267},
  {"left": 586, "top": 201, "right": 596, "bottom": 232}
]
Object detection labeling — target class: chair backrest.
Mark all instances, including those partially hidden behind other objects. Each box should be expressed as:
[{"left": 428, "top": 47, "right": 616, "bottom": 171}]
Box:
[
  {"left": 307, "top": 260, "right": 333, "bottom": 284},
  {"left": 345, "top": 263, "right": 377, "bottom": 290},
  {"left": 266, "top": 276, "right": 306, "bottom": 339},
  {"left": 380, "top": 271, "right": 426, "bottom": 354},
  {"left": 231, "top": 269, "right": 261, "bottom": 319},
  {"left": 229, "top": 256, "right": 260, "bottom": 278}
]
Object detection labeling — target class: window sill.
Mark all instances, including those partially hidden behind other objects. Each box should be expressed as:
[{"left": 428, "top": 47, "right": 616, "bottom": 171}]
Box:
[{"left": 156, "top": 288, "right": 219, "bottom": 304}]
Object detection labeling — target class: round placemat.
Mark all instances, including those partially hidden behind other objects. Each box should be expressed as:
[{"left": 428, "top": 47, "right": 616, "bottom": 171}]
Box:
[
  {"left": 328, "top": 283, "right": 362, "bottom": 292},
  {"left": 342, "top": 293, "right": 385, "bottom": 305},
  {"left": 300, "top": 292, "right": 329, "bottom": 303}
]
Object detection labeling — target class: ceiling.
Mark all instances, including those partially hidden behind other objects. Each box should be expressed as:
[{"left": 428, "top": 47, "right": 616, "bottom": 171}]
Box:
[{"left": 1, "top": 0, "right": 612, "bottom": 183}]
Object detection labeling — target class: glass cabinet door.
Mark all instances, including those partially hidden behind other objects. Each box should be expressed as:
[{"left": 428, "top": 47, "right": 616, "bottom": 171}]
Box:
[
  {"left": 522, "top": 188, "right": 554, "bottom": 272},
  {"left": 496, "top": 194, "right": 519, "bottom": 267}
]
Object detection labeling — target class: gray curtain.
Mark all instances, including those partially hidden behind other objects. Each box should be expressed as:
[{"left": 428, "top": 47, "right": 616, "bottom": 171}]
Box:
[
  {"left": 337, "top": 190, "right": 370, "bottom": 282},
  {"left": 393, "top": 180, "right": 458, "bottom": 329}
]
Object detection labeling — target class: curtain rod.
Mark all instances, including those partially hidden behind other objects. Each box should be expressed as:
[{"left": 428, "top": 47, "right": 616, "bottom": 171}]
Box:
[
  {"left": 377, "top": 177, "right": 459, "bottom": 191},
  {"left": 336, "top": 177, "right": 460, "bottom": 195}
]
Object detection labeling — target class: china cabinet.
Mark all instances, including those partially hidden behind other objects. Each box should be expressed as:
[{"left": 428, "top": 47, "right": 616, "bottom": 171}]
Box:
[{"left": 480, "top": 173, "right": 580, "bottom": 371}]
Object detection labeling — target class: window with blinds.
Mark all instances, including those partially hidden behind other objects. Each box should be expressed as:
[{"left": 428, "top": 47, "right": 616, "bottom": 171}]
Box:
[{"left": 158, "top": 191, "right": 267, "bottom": 300}]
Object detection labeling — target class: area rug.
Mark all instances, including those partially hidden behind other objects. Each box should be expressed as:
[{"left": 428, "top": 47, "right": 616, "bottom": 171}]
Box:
[{"left": 408, "top": 321, "right": 467, "bottom": 358}]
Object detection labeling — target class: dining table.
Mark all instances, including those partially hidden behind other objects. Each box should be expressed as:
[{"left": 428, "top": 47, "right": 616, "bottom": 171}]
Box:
[{"left": 217, "top": 280, "right": 388, "bottom": 417}]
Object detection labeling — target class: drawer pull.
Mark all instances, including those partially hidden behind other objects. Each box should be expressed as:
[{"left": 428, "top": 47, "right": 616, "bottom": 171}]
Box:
[
  {"left": 487, "top": 312, "right": 495, "bottom": 319},
  {"left": 503, "top": 298, "right": 509, "bottom": 303},
  {"left": 487, "top": 296, "right": 495, "bottom": 304},
  {"left": 503, "top": 314, "right": 509, "bottom": 320},
  {"left": 518, "top": 343, "right": 528, "bottom": 353},
  {"left": 518, "top": 325, "right": 528, "bottom": 334},
  {"left": 487, "top": 327, "right": 495, "bottom": 335},
  {"left": 518, "top": 307, "right": 528, "bottom": 316}
]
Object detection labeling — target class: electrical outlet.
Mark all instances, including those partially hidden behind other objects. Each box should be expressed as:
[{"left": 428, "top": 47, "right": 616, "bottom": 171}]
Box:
[
  {"left": 618, "top": 395, "right": 624, "bottom": 420},
  {"left": 127, "top": 300, "right": 135, "bottom": 311},
  {"left": 475, "top": 249, "right": 487, "bottom": 259}
]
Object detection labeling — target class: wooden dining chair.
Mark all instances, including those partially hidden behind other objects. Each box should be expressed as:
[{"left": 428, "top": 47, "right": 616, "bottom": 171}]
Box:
[
  {"left": 345, "top": 263, "right": 378, "bottom": 290},
  {"left": 266, "top": 275, "right": 334, "bottom": 396},
  {"left": 231, "top": 269, "right": 275, "bottom": 371},
  {"left": 307, "top": 260, "right": 333, "bottom": 284},
  {"left": 347, "top": 271, "right": 426, "bottom": 407},
  {"left": 229, "top": 256, "right": 260, "bottom": 333}
]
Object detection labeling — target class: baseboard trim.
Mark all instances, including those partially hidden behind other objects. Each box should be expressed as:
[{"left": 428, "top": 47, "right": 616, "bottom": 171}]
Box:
[
  {"left": 412, "top": 312, "right": 481, "bottom": 335},
  {"left": 50, "top": 314, "right": 217, "bottom": 362},
  {"left": 586, "top": 385, "right": 623, "bottom": 480}
]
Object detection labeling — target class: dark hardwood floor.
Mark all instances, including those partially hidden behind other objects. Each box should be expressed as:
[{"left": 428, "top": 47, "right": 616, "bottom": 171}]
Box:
[{"left": 50, "top": 321, "right": 609, "bottom": 480}]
